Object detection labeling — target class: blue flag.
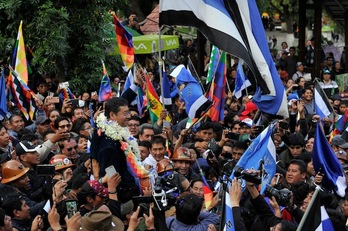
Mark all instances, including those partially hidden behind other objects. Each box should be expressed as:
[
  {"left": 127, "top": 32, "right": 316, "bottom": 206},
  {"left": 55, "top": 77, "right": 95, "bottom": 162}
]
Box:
[
  {"left": 314, "top": 81, "right": 334, "bottom": 119},
  {"left": 234, "top": 61, "right": 251, "bottom": 99},
  {"left": 170, "top": 65, "right": 212, "bottom": 119},
  {"left": 162, "top": 70, "right": 172, "bottom": 109},
  {"left": 0, "top": 71, "right": 9, "bottom": 119},
  {"left": 313, "top": 122, "right": 347, "bottom": 197}
]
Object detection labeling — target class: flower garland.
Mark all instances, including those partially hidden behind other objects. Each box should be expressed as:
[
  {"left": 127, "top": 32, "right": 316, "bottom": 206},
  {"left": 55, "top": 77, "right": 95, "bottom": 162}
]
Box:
[{"left": 96, "top": 113, "right": 140, "bottom": 159}]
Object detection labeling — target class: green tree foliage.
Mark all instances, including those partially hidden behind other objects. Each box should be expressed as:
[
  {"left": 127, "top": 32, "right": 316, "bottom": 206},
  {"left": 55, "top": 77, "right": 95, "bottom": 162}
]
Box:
[{"left": 0, "top": 0, "right": 132, "bottom": 94}]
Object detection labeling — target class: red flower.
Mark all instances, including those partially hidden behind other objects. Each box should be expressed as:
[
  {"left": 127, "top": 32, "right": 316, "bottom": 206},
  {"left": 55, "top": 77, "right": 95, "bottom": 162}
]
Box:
[{"left": 121, "top": 142, "right": 128, "bottom": 151}]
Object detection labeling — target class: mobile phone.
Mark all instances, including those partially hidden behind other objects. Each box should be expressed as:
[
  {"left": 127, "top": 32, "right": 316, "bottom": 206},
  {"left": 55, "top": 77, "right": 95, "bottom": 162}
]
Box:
[
  {"left": 46, "top": 97, "right": 60, "bottom": 104},
  {"left": 226, "top": 132, "right": 239, "bottom": 140},
  {"left": 36, "top": 164, "right": 56, "bottom": 176},
  {"left": 137, "top": 204, "right": 149, "bottom": 218},
  {"left": 279, "top": 121, "right": 289, "bottom": 130},
  {"left": 163, "top": 121, "right": 171, "bottom": 128},
  {"left": 255, "top": 125, "right": 264, "bottom": 132},
  {"left": 105, "top": 165, "right": 117, "bottom": 177},
  {"left": 69, "top": 99, "right": 85, "bottom": 107},
  {"left": 65, "top": 200, "right": 78, "bottom": 218},
  {"left": 59, "top": 82, "right": 69, "bottom": 89}
]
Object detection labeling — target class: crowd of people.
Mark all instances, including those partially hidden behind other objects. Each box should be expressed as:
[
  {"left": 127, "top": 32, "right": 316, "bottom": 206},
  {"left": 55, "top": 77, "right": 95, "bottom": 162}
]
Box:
[{"left": 1, "top": 28, "right": 348, "bottom": 231}]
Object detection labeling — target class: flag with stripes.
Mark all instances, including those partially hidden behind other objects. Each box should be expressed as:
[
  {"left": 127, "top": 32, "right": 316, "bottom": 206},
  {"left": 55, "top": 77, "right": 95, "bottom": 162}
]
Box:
[
  {"left": 313, "top": 122, "right": 346, "bottom": 197},
  {"left": 113, "top": 13, "right": 134, "bottom": 71},
  {"left": 234, "top": 60, "right": 251, "bottom": 99},
  {"left": 58, "top": 87, "right": 76, "bottom": 102},
  {"left": 162, "top": 69, "right": 172, "bottom": 110},
  {"left": 206, "top": 45, "right": 219, "bottom": 84},
  {"left": 159, "top": 0, "right": 288, "bottom": 118},
  {"left": 207, "top": 51, "right": 226, "bottom": 122},
  {"left": 314, "top": 81, "right": 334, "bottom": 119},
  {"left": 8, "top": 70, "right": 37, "bottom": 121},
  {"left": 13, "top": 21, "right": 29, "bottom": 84},
  {"left": 98, "top": 61, "right": 112, "bottom": 102}
]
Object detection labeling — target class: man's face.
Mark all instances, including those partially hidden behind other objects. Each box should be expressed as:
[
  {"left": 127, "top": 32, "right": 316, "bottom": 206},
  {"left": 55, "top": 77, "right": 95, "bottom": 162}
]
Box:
[
  {"left": 36, "top": 122, "right": 50, "bottom": 135},
  {"left": 298, "top": 65, "right": 304, "bottom": 72},
  {"left": 150, "top": 143, "right": 166, "bottom": 161},
  {"left": 286, "top": 164, "right": 305, "bottom": 184},
  {"left": 20, "top": 151, "right": 40, "bottom": 167},
  {"left": 174, "top": 160, "right": 191, "bottom": 175},
  {"left": 341, "top": 200, "right": 348, "bottom": 217},
  {"left": 0, "top": 127, "right": 10, "bottom": 148},
  {"left": 303, "top": 90, "right": 313, "bottom": 101},
  {"left": 15, "top": 199, "right": 30, "bottom": 220},
  {"left": 139, "top": 146, "right": 150, "bottom": 161},
  {"left": 196, "top": 128, "right": 214, "bottom": 142},
  {"left": 12, "top": 174, "right": 30, "bottom": 190},
  {"left": 232, "top": 147, "right": 244, "bottom": 161},
  {"left": 127, "top": 120, "right": 140, "bottom": 137},
  {"left": 232, "top": 124, "right": 240, "bottom": 134},
  {"left": 10, "top": 115, "right": 24, "bottom": 132},
  {"left": 139, "top": 129, "right": 154, "bottom": 141},
  {"left": 57, "top": 120, "right": 71, "bottom": 133},
  {"left": 190, "top": 181, "right": 204, "bottom": 198},
  {"left": 73, "top": 108, "right": 86, "bottom": 120},
  {"left": 289, "top": 145, "right": 303, "bottom": 158},
  {"left": 239, "top": 125, "right": 251, "bottom": 135},
  {"left": 62, "top": 139, "right": 78, "bottom": 159},
  {"left": 113, "top": 106, "right": 130, "bottom": 127},
  {"left": 37, "top": 83, "right": 47, "bottom": 94}
]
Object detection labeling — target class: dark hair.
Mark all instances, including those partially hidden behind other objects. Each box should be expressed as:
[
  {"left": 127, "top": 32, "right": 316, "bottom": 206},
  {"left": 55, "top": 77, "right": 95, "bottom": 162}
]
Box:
[
  {"left": 71, "top": 173, "right": 90, "bottom": 190},
  {"left": 327, "top": 209, "right": 346, "bottom": 231},
  {"left": 77, "top": 182, "right": 97, "bottom": 205},
  {"left": 72, "top": 107, "right": 84, "bottom": 116},
  {"left": 9, "top": 113, "right": 23, "bottom": 123},
  {"left": 176, "top": 193, "right": 203, "bottom": 225},
  {"left": 20, "top": 133, "right": 39, "bottom": 142},
  {"left": 139, "top": 123, "right": 154, "bottom": 135},
  {"left": 17, "top": 128, "right": 33, "bottom": 141},
  {"left": 1, "top": 193, "right": 23, "bottom": 218},
  {"left": 129, "top": 116, "right": 141, "bottom": 123},
  {"left": 288, "top": 159, "right": 307, "bottom": 173},
  {"left": 0, "top": 208, "right": 5, "bottom": 226},
  {"left": 288, "top": 133, "right": 305, "bottom": 146},
  {"left": 104, "top": 97, "right": 128, "bottom": 119},
  {"left": 197, "top": 121, "right": 214, "bottom": 132},
  {"left": 291, "top": 182, "right": 310, "bottom": 205},
  {"left": 233, "top": 141, "right": 248, "bottom": 151},
  {"left": 138, "top": 140, "right": 151, "bottom": 149},
  {"left": 54, "top": 117, "right": 70, "bottom": 130},
  {"left": 72, "top": 117, "right": 89, "bottom": 134},
  {"left": 48, "top": 109, "right": 60, "bottom": 119},
  {"left": 150, "top": 135, "right": 166, "bottom": 148},
  {"left": 190, "top": 178, "right": 203, "bottom": 188},
  {"left": 42, "top": 129, "right": 55, "bottom": 141}
]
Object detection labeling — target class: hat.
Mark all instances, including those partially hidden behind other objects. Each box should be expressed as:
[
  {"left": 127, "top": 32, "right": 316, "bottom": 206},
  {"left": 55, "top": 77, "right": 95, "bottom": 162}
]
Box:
[
  {"left": 335, "top": 150, "right": 348, "bottom": 162},
  {"left": 239, "top": 118, "right": 254, "bottom": 127},
  {"left": 81, "top": 180, "right": 108, "bottom": 198},
  {"left": 35, "top": 116, "right": 50, "bottom": 125},
  {"left": 279, "top": 70, "right": 289, "bottom": 79},
  {"left": 323, "top": 69, "right": 331, "bottom": 74},
  {"left": 331, "top": 94, "right": 341, "bottom": 101},
  {"left": 296, "top": 62, "right": 303, "bottom": 68},
  {"left": 240, "top": 102, "right": 258, "bottom": 116},
  {"left": 120, "top": 200, "right": 134, "bottom": 216},
  {"left": 15, "top": 141, "right": 38, "bottom": 156},
  {"left": 50, "top": 154, "right": 75, "bottom": 171},
  {"left": 81, "top": 210, "right": 124, "bottom": 231},
  {"left": 331, "top": 135, "right": 348, "bottom": 149}
]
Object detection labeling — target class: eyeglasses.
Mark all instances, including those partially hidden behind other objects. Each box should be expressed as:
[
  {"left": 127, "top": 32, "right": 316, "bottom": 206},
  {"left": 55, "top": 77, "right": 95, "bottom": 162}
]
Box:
[
  {"left": 58, "top": 124, "right": 71, "bottom": 129},
  {"left": 128, "top": 123, "right": 140, "bottom": 127},
  {"left": 289, "top": 146, "right": 302, "bottom": 149},
  {"left": 81, "top": 126, "right": 93, "bottom": 131},
  {"left": 67, "top": 146, "right": 78, "bottom": 152},
  {"left": 118, "top": 111, "right": 130, "bottom": 117}
]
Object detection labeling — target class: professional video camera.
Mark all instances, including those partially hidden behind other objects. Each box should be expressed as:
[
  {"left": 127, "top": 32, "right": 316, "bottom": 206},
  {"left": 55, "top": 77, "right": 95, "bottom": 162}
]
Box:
[
  {"left": 233, "top": 166, "right": 262, "bottom": 185},
  {"left": 264, "top": 185, "right": 291, "bottom": 206}
]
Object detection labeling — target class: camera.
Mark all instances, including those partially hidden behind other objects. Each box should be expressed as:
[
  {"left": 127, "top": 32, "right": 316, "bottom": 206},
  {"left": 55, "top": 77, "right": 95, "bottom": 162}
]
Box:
[
  {"left": 233, "top": 166, "right": 262, "bottom": 185},
  {"left": 264, "top": 185, "right": 291, "bottom": 206}
]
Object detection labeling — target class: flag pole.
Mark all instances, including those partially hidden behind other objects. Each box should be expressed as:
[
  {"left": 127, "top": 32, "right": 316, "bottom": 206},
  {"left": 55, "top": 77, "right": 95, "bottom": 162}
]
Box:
[
  {"left": 188, "top": 56, "right": 206, "bottom": 94},
  {"left": 158, "top": 25, "right": 165, "bottom": 108},
  {"left": 296, "top": 185, "right": 321, "bottom": 231}
]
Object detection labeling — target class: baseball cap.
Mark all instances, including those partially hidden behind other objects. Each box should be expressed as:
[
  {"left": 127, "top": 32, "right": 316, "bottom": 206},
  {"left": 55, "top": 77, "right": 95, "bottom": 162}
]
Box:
[
  {"left": 296, "top": 62, "right": 303, "bottom": 68},
  {"left": 240, "top": 102, "right": 258, "bottom": 116},
  {"left": 239, "top": 118, "right": 254, "bottom": 127},
  {"left": 35, "top": 116, "right": 50, "bottom": 125},
  {"left": 15, "top": 141, "right": 38, "bottom": 156},
  {"left": 331, "top": 135, "right": 348, "bottom": 149},
  {"left": 323, "top": 69, "right": 331, "bottom": 74},
  {"left": 80, "top": 180, "right": 109, "bottom": 198}
]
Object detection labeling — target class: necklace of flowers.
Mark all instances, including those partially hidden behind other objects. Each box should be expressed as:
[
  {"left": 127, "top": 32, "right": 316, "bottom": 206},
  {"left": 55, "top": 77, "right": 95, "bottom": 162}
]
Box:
[{"left": 96, "top": 113, "right": 140, "bottom": 159}]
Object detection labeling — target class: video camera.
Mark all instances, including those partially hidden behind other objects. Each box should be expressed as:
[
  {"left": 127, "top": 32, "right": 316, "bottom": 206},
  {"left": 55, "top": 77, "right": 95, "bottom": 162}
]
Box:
[
  {"left": 264, "top": 185, "right": 291, "bottom": 206},
  {"left": 233, "top": 166, "right": 262, "bottom": 185}
]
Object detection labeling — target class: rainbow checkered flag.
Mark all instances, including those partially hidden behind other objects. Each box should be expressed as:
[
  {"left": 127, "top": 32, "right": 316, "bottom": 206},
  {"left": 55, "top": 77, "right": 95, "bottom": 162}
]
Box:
[
  {"left": 126, "top": 151, "right": 148, "bottom": 179},
  {"left": 58, "top": 87, "right": 76, "bottom": 102},
  {"left": 98, "top": 61, "right": 112, "bottom": 102},
  {"left": 113, "top": 13, "right": 134, "bottom": 71},
  {"left": 8, "top": 70, "right": 37, "bottom": 121},
  {"left": 13, "top": 21, "right": 29, "bottom": 84}
]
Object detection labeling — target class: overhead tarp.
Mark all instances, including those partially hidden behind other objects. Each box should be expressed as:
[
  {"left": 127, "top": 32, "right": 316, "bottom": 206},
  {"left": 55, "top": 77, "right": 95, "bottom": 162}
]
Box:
[{"left": 132, "top": 35, "right": 179, "bottom": 54}]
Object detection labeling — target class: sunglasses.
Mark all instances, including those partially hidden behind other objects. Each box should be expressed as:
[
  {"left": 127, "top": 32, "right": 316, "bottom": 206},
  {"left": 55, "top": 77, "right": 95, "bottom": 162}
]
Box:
[{"left": 67, "top": 146, "right": 78, "bottom": 152}]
